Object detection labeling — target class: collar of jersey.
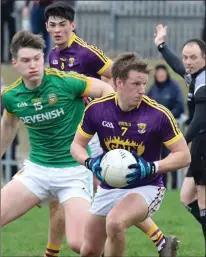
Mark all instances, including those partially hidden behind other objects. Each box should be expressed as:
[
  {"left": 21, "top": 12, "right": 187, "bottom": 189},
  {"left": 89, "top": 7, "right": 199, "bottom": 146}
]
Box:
[
  {"left": 191, "top": 65, "right": 206, "bottom": 79},
  {"left": 54, "top": 32, "right": 76, "bottom": 53},
  {"left": 67, "top": 32, "right": 76, "bottom": 48},
  {"left": 22, "top": 70, "right": 48, "bottom": 91}
]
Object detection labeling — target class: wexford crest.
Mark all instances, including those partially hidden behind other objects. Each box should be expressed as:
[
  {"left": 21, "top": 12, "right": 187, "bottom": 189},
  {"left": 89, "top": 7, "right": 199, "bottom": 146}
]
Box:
[{"left": 137, "top": 123, "right": 147, "bottom": 134}]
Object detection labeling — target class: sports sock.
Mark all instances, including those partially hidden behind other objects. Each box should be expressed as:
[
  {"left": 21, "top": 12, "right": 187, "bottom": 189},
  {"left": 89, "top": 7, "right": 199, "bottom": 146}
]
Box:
[
  {"left": 200, "top": 209, "right": 206, "bottom": 256},
  {"left": 44, "top": 243, "right": 61, "bottom": 257},
  {"left": 146, "top": 223, "right": 166, "bottom": 252},
  {"left": 186, "top": 200, "right": 201, "bottom": 224}
]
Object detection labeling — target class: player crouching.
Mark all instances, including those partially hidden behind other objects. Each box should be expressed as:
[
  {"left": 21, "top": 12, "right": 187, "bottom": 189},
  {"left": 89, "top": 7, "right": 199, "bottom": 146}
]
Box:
[{"left": 71, "top": 52, "right": 191, "bottom": 257}]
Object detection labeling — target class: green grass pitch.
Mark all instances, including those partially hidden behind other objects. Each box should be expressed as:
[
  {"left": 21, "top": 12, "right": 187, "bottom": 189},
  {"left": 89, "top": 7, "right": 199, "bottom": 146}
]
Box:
[{"left": 2, "top": 190, "right": 204, "bottom": 256}]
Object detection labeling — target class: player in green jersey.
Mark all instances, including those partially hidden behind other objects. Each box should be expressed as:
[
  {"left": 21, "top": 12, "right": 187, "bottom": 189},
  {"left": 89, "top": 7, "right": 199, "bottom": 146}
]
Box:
[
  {"left": 0, "top": 30, "right": 114, "bottom": 253},
  {"left": 42, "top": 3, "right": 180, "bottom": 257}
]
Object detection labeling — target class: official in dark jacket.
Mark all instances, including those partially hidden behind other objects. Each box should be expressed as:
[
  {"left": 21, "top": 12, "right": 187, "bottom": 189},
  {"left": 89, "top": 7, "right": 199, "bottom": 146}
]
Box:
[{"left": 148, "top": 64, "right": 185, "bottom": 188}]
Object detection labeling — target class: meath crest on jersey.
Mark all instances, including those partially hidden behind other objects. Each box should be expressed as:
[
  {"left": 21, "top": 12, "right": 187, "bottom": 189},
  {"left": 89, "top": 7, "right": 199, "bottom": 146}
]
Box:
[
  {"left": 68, "top": 57, "right": 75, "bottom": 67},
  {"left": 137, "top": 123, "right": 147, "bottom": 134},
  {"left": 48, "top": 93, "right": 58, "bottom": 104}
]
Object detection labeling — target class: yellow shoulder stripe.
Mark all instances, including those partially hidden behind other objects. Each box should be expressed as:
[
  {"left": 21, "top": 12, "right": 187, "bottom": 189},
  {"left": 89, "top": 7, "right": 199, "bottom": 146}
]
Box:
[
  {"left": 3, "top": 77, "right": 22, "bottom": 94},
  {"left": 97, "top": 59, "right": 112, "bottom": 75},
  {"left": 45, "top": 68, "right": 87, "bottom": 82},
  {"left": 85, "top": 93, "right": 115, "bottom": 111},
  {"left": 81, "top": 78, "right": 91, "bottom": 97},
  {"left": 74, "top": 36, "right": 109, "bottom": 63},
  {"left": 163, "top": 133, "right": 183, "bottom": 146},
  {"left": 77, "top": 125, "right": 94, "bottom": 139},
  {"left": 143, "top": 96, "right": 180, "bottom": 136}
]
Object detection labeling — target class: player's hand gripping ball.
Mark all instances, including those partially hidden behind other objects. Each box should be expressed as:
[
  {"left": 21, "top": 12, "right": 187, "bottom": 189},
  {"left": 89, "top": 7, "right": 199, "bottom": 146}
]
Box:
[
  {"left": 85, "top": 152, "right": 106, "bottom": 183},
  {"left": 126, "top": 151, "right": 156, "bottom": 184}
]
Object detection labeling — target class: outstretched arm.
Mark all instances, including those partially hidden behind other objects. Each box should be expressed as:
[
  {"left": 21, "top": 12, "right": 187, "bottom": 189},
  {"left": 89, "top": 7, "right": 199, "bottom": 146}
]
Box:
[
  {"left": 154, "top": 24, "right": 186, "bottom": 77},
  {"left": 84, "top": 77, "right": 114, "bottom": 98}
]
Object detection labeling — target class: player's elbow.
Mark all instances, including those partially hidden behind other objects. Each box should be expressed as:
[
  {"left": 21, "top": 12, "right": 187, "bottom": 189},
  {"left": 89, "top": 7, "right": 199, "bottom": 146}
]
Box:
[{"left": 103, "top": 83, "right": 115, "bottom": 96}]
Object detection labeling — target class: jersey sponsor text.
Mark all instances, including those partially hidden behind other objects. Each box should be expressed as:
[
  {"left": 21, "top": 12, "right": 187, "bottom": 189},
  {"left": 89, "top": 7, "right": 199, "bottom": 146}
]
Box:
[{"left": 20, "top": 108, "right": 64, "bottom": 124}]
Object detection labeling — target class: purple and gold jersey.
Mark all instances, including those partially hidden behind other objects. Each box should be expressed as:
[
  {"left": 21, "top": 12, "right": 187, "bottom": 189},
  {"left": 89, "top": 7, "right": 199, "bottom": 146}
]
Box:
[
  {"left": 49, "top": 32, "right": 112, "bottom": 79},
  {"left": 78, "top": 93, "right": 183, "bottom": 189}
]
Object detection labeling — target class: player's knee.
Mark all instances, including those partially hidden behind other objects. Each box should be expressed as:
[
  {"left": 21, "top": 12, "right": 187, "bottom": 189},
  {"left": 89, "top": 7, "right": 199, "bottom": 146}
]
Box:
[
  {"left": 68, "top": 239, "right": 82, "bottom": 254},
  {"left": 180, "top": 186, "right": 192, "bottom": 206},
  {"left": 180, "top": 191, "right": 188, "bottom": 206},
  {"left": 106, "top": 215, "right": 125, "bottom": 237},
  {"left": 197, "top": 197, "right": 206, "bottom": 210},
  {"left": 80, "top": 243, "right": 101, "bottom": 257}
]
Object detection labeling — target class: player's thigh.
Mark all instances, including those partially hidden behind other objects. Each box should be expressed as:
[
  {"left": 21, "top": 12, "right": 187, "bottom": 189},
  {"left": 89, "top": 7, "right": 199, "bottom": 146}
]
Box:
[
  {"left": 13, "top": 160, "right": 52, "bottom": 201},
  {"left": 81, "top": 213, "right": 106, "bottom": 255},
  {"left": 91, "top": 186, "right": 165, "bottom": 219},
  {"left": 1, "top": 179, "right": 40, "bottom": 226},
  {"left": 180, "top": 176, "right": 197, "bottom": 205},
  {"left": 106, "top": 193, "right": 149, "bottom": 232},
  {"left": 53, "top": 165, "right": 94, "bottom": 203},
  {"left": 189, "top": 134, "right": 206, "bottom": 186},
  {"left": 62, "top": 196, "right": 90, "bottom": 242},
  {"left": 197, "top": 185, "right": 206, "bottom": 209},
  {"left": 106, "top": 186, "right": 165, "bottom": 230}
]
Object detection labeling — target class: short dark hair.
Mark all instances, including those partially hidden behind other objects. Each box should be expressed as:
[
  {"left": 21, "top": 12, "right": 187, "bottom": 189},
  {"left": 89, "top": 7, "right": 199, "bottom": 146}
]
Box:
[
  {"left": 112, "top": 52, "right": 150, "bottom": 84},
  {"left": 182, "top": 38, "right": 206, "bottom": 56},
  {"left": 10, "top": 30, "right": 45, "bottom": 59},
  {"left": 44, "top": 2, "right": 75, "bottom": 22}
]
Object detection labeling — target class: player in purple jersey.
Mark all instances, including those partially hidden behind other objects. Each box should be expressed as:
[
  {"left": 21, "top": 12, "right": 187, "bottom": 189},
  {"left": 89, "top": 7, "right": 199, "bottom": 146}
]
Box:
[
  {"left": 41, "top": 3, "right": 183, "bottom": 257},
  {"left": 43, "top": 2, "right": 113, "bottom": 256},
  {"left": 70, "top": 53, "right": 191, "bottom": 257}
]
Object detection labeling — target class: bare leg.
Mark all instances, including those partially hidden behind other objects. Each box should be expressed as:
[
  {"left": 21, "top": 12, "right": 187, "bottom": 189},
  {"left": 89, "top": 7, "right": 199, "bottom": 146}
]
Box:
[
  {"left": 105, "top": 193, "right": 148, "bottom": 257},
  {"left": 1, "top": 179, "right": 40, "bottom": 226},
  {"left": 44, "top": 200, "right": 65, "bottom": 257},
  {"left": 48, "top": 200, "right": 65, "bottom": 245},
  {"left": 62, "top": 198, "right": 90, "bottom": 253},
  {"left": 81, "top": 214, "right": 106, "bottom": 256},
  {"left": 180, "top": 177, "right": 197, "bottom": 205}
]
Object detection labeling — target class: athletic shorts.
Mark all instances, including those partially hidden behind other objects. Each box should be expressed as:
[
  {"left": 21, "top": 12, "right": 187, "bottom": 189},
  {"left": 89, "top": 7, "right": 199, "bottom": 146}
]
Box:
[
  {"left": 88, "top": 133, "right": 103, "bottom": 158},
  {"left": 90, "top": 185, "right": 166, "bottom": 218},
  {"left": 13, "top": 160, "right": 93, "bottom": 205},
  {"left": 186, "top": 134, "right": 206, "bottom": 185}
]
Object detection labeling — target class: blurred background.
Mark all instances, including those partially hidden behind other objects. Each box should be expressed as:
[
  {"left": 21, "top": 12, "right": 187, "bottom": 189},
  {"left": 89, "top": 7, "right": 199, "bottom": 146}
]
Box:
[{"left": 1, "top": 0, "right": 206, "bottom": 188}]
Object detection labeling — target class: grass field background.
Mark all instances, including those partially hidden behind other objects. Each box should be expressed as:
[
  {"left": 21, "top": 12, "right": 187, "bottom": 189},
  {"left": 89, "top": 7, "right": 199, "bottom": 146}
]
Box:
[
  {"left": 2, "top": 63, "right": 196, "bottom": 256},
  {"left": 2, "top": 190, "right": 204, "bottom": 256}
]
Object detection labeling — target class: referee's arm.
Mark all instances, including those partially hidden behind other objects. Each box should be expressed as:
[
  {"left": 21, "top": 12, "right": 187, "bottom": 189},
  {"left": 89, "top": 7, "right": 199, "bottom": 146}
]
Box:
[{"left": 157, "top": 43, "right": 186, "bottom": 78}]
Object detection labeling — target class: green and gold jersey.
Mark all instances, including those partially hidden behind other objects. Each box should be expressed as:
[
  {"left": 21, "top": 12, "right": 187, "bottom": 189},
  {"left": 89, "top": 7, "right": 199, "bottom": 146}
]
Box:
[{"left": 2, "top": 68, "right": 91, "bottom": 167}]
